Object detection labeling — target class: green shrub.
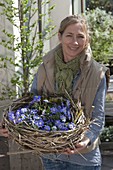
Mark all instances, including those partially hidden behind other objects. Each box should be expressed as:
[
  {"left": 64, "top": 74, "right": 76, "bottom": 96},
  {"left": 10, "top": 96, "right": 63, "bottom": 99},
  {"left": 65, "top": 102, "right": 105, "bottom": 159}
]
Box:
[
  {"left": 85, "top": 8, "right": 113, "bottom": 63},
  {"left": 100, "top": 126, "right": 113, "bottom": 142}
]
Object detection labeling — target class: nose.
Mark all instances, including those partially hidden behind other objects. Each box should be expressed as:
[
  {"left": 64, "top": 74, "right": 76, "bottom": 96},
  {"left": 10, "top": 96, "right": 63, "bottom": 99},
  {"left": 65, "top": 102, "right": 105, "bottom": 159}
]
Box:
[{"left": 72, "top": 37, "right": 78, "bottom": 44}]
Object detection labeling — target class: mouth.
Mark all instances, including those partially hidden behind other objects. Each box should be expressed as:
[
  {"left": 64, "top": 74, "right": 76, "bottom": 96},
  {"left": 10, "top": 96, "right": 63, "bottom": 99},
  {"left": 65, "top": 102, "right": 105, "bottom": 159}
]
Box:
[{"left": 70, "top": 46, "right": 79, "bottom": 51}]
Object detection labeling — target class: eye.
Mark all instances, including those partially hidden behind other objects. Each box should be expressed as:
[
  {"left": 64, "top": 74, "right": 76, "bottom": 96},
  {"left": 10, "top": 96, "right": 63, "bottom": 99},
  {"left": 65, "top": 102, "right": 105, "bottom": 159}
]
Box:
[
  {"left": 78, "top": 35, "right": 85, "bottom": 38},
  {"left": 66, "top": 34, "right": 72, "bottom": 37}
]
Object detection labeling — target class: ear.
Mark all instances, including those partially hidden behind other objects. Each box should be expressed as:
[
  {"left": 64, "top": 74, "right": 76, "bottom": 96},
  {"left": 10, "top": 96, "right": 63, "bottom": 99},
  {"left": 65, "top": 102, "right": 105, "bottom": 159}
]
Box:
[{"left": 58, "top": 32, "right": 62, "bottom": 42}]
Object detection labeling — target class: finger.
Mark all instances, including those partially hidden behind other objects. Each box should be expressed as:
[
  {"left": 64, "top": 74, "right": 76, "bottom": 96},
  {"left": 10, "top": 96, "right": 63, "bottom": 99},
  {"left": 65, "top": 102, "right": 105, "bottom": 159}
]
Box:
[
  {"left": 75, "top": 141, "right": 87, "bottom": 148},
  {"left": 2, "top": 133, "right": 9, "bottom": 137},
  {"left": 63, "top": 148, "right": 71, "bottom": 154},
  {"left": 64, "top": 148, "right": 76, "bottom": 154},
  {"left": 0, "top": 129, "right": 9, "bottom": 137}
]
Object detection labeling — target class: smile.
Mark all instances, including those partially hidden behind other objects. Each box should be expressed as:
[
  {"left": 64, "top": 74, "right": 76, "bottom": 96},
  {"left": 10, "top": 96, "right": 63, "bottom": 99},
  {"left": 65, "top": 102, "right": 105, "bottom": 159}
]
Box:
[{"left": 70, "top": 47, "right": 79, "bottom": 50}]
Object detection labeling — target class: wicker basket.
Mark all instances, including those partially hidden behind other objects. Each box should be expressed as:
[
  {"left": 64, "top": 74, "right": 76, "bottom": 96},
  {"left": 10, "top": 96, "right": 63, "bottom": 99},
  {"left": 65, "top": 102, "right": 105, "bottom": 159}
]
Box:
[{"left": 3, "top": 94, "right": 90, "bottom": 155}]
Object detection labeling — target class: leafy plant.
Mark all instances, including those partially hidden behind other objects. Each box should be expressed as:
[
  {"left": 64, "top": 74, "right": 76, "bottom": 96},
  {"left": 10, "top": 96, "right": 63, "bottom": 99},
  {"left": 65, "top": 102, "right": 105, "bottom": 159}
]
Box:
[
  {"left": 85, "top": 8, "right": 113, "bottom": 63},
  {"left": 100, "top": 126, "right": 113, "bottom": 142},
  {"left": 0, "top": 0, "right": 55, "bottom": 99},
  {"left": 86, "top": 0, "right": 113, "bottom": 14}
]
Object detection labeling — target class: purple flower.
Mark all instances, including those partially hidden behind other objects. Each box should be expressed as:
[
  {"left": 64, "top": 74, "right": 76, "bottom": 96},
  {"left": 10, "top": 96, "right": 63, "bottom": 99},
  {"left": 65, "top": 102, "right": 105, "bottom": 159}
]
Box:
[
  {"left": 55, "top": 120, "right": 61, "bottom": 126},
  {"left": 68, "top": 122, "right": 76, "bottom": 130},
  {"left": 43, "top": 125, "right": 51, "bottom": 131},
  {"left": 50, "top": 107, "right": 58, "bottom": 114},
  {"left": 57, "top": 122, "right": 68, "bottom": 131},
  {"left": 62, "top": 126, "right": 69, "bottom": 131},
  {"left": 33, "top": 96, "right": 41, "bottom": 102},
  {"left": 34, "top": 119, "right": 44, "bottom": 128},
  {"left": 60, "top": 107, "right": 67, "bottom": 115},
  {"left": 30, "top": 109, "right": 38, "bottom": 114},
  {"left": 52, "top": 126, "right": 57, "bottom": 131},
  {"left": 15, "top": 109, "right": 27, "bottom": 124},
  {"left": 16, "top": 118, "right": 23, "bottom": 124},
  {"left": 21, "top": 108, "right": 28, "bottom": 114},
  {"left": 33, "top": 115, "right": 40, "bottom": 120},
  {"left": 60, "top": 115, "right": 66, "bottom": 122},
  {"left": 15, "top": 110, "right": 21, "bottom": 118},
  {"left": 57, "top": 105, "right": 62, "bottom": 111},
  {"left": 8, "top": 111, "right": 16, "bottom": 124},
  {"left": 21, "top": 114, "right": 26, "bottom": 120}
]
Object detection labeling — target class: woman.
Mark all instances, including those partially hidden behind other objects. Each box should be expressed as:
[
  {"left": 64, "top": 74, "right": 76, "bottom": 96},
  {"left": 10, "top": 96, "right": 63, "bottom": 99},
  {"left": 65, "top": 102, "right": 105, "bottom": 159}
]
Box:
[{"left": 31, "top": 15, "right": 110, "bottom": 170}]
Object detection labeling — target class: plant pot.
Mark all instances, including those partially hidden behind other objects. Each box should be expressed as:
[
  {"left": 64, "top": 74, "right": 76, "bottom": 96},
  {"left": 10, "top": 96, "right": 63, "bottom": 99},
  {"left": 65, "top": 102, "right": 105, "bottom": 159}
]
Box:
[{"left": 100, "top": 142, "right": 113, "bottom": 157}]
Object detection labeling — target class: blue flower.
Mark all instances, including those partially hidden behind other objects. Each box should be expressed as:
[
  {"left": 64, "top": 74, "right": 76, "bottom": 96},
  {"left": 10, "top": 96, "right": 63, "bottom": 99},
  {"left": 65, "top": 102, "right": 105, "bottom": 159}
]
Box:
[
  {"left": 21, "top": 108, "right": 28, "bottom": 114},
  {"left": 15, "top": 110, "right": 21, "bottom": 118},
  {"left": 57, "top": 105, "right": 62, "bottom": 111},
  {"left": 50, "top": 107, "right": 58, "bottom": 114},
  {"left": 60, "top": 107, "right": 67, "bottom": 115},
  {"left": 55, "top": 120, "right": 61, "bottom": 126},
  {"left": 33, "top": 96, "right": 41, "bottom": 102},
  {"left": 30, "top": 109, "right": 38, "bottom": 114},
  {"left": 43, "top": 125, "right": 51, "bottom": 131},
  {"left": 21, "top": 114, "right": 26, "bottom": 120},
  {"left": 46, "top": 120, "right": 51, "bottom": 124},
  {"left": 57, "top": 122, "right": 68, "bottom": 131},
  {"left": 33, "top": 115, "right": 40, "bottom": 120},
  {"left": 16, "top": 118, "right": 23, "bottom": 124},
  {"left": 8, "top": 111, "right": 16, "bottom": 124},
  {"left": 68, "top": 122, "right": 76, "bottom": 130},
  {"left": 52, "top": 126, "right": 57, "bottom": 131},
  {"left": 34, "top": 119, "right": 44, "bottom": 128},
  {"left": 60, "top": 115, "right": 66, "bottom": 122}
]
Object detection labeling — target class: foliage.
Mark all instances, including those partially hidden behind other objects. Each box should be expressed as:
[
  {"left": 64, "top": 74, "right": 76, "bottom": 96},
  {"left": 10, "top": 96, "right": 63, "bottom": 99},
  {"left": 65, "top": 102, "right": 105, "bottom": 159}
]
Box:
[
  {"left": 85, "top": 8, "right": 113, "bottom": 63},
  {"left": 106, "top": 93, "right": 113, "bottom": 101},
  {"left": 86, "top": 0, "right": 113, "bottom": 14},
  {"left": 100, "top": 126, "right": 113, "bottom": 142},
  {"left": 0, "top": 0, "right": 55, "bottom": 99}
]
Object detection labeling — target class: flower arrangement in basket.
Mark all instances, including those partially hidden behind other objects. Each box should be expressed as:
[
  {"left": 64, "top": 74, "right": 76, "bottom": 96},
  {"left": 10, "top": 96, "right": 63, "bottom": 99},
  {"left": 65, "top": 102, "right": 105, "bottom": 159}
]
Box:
[{"left": 3, "top": 93, "right": 91, "bottom": 155}]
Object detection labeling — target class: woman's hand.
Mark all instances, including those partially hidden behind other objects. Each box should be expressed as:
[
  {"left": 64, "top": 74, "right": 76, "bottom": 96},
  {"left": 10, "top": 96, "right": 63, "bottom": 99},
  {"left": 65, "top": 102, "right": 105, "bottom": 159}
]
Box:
[
  {"left": 0, "top": 123, "right": 9, "bottom": 137},
  {"left": 64, "top": 136, "right": 90, "bottom": 154}
]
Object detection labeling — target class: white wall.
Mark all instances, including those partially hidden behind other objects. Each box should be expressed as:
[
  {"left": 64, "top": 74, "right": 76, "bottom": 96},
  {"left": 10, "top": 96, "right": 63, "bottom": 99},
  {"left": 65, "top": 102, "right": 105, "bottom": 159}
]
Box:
[
  {"left": 73, "top": 0, "right": 86, "bottom": 14},
  {"left": 49, "top": 0, "right": 72, "bottom": 49}
]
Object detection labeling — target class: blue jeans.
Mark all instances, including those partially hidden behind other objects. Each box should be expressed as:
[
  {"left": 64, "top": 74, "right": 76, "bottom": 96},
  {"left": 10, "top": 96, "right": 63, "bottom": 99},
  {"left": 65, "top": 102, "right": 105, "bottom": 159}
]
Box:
[{"left": 42, "top": 158, "right": 101, "bottom": 170}]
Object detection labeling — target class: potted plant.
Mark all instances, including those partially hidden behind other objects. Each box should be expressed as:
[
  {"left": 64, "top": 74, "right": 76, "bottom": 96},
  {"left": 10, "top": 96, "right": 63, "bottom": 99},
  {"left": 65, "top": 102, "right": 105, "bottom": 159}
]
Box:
[{"left": 100, "top": 126, "right": 113, "bottom": 151}]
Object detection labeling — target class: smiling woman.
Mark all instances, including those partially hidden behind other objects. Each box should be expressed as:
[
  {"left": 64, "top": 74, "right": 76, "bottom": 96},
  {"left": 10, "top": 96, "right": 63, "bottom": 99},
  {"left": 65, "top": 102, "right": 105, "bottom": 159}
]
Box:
[
  {"left": 1, "top": 14, "right": 110, "bottom": 170},
  {"left": 29, "top": 14, "right": 110, "bottom": 170}
]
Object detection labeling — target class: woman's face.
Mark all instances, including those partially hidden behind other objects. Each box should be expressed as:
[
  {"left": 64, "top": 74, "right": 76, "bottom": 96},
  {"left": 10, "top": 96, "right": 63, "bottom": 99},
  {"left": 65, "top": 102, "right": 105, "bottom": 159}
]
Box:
[{"left": 58, "top": 23, "right": 88, "bottom": 62}]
